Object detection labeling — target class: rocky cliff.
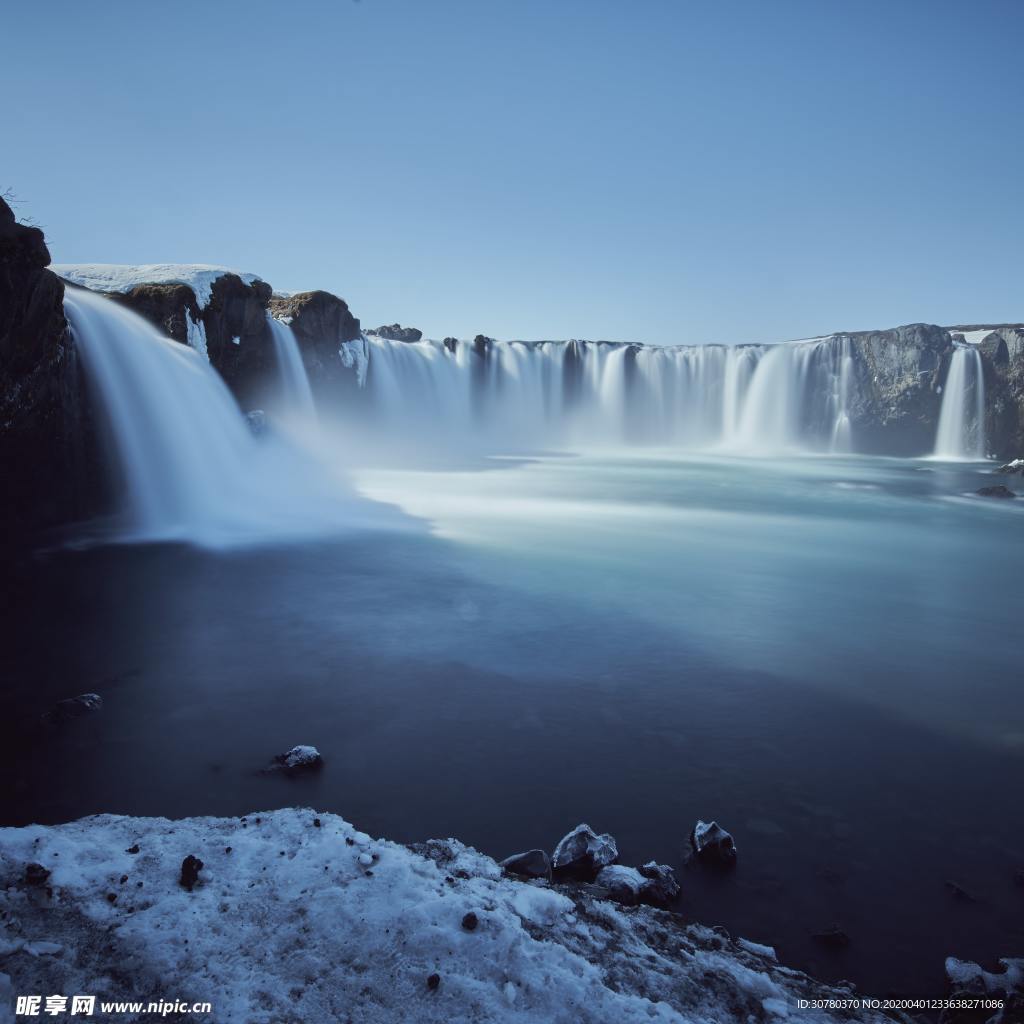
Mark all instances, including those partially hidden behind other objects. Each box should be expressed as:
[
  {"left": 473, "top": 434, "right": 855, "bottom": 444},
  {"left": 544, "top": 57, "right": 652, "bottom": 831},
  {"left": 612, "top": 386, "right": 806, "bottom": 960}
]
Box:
[{"left": 0, "top": 199, "right": 94, "bottom": 531}]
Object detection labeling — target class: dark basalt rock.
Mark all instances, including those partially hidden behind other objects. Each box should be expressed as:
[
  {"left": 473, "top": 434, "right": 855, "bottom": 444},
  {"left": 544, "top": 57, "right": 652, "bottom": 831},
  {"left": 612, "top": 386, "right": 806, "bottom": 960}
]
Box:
[
  {"left": 269, "top": 291, "right": 362, "bottom": 402},
  {"left": 638, "top": 861, "right": 681, "bottom": 906},
  {"left": 179, "top": 855, "right": 203, "bottom": 892},
  {"left": 690, "top": 820, "right": 737, "bottom": 866},
  {"left": 551, "top": 824, "right": 618, "bottom": 881},
  {"left": 461, "top": 911, "right": 478, "bottom": 931},
  {"left": 370, "top": 323, "right": 422, "bottom": 343},
  {"left": 976, "top": 484, "right": 1016, "bottom": 499},
  {"left": 499, "top": 849, "right": 552, "bottom": 881},
  {"left": 107, "top": 282, "right": 199, "bottom": 344},
  {"left": 443, "top": 337, "right": 458, "bottom": 354},
  {"left": 42, "top": 692, "right": 103, "bottom": 725},
  {"left": 1, "top": 196, "right": 98, "bottom": 530},
  {"left": 996, "top": 459, "right": 1024, "bottom": 475},
  {"left": 106, "top": 272, "right": 276, "bottom": 408}
]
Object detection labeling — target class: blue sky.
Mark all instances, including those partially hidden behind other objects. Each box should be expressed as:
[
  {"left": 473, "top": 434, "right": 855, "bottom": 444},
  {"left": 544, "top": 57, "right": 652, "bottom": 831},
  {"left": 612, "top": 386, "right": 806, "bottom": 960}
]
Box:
[{"left": 4, "top": 0, "right": 1021, "bottom": 343}]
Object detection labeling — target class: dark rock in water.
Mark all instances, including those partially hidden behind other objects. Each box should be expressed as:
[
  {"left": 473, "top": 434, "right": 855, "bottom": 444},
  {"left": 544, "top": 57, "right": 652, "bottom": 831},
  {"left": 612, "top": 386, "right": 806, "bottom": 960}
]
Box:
[
  {"left": 813, "top": 926, "right": 850, "bottom": 949},
  {"left": 426, "top": 972, "right": 441, "bottom": 991},
  {"left": 996, "top": 459, "right": 1024, "bottom": 475},
  {"left": 638, "top": 861, "right": 681, "bottom": 906},
  {"left": 179, "top": 855, "right": 203, "bottom": 891},
  {"left": 370, "top": 323, "right": 422, "bottom": 343},
  {"left": 42, "top": 692, "right": 103, "bottom": 725},
  {"left": 25, "top": 863, "right": 50, "bottom": 887},
  {"left": 265, "top": 745, "right": 323, "bottom": 775},
  {"left": 246, "top": 409, "right": 268, "bottom": 436},
  {"left": 461, "top": 912, "right": 478, "bottom": 931},
  {"left": 551, "top": 824, "right": 618, "bottom": 880},
  {"left": 690, "top": 820, "right": 737, "bottom": 866},
  {"left": 500, "top": 849, "right": 551, "bottom": 881},
  {"left": 976, "top": 484, "right": 1016, "bottom": 498},
  {"left": 443, "top": 337, "right": 458, "bottom": 354}
]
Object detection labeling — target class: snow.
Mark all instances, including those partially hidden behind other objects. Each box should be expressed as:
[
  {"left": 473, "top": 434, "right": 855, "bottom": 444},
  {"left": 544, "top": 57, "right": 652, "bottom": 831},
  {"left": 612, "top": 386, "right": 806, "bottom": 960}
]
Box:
[
  {"left": 53, "top": 265, "right": 263, "bottom": 310},
  {"left": 184, "top": 310, "right": 209, "bottom": 361},
  {"left": 0, "top": 808, "right": 900, "bottom": 1024},
  {"left": 951, "top": 329, "right": 999, "bottom": 345}
]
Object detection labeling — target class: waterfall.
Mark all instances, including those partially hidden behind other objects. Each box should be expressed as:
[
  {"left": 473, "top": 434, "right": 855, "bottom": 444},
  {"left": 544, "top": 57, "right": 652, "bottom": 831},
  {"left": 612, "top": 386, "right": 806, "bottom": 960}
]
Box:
[
  {"left": 268, "top": 315, "right": 316, "bottom": 418},
  {"left": 65, "top": 288, "right": 359, "bottom": 545},
  {"left": 933, "top": 346, "right": 986, "bottom": 460},
  {"left": 347, "top": 334, "right": 867, "bottom": 454}
]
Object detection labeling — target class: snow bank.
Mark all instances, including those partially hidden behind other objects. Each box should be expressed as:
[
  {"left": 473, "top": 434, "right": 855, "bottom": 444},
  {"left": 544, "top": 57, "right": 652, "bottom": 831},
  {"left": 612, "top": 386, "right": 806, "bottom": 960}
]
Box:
[
  {"left": 0, "top": 809, "right": 896, "bottom": 1024},
  {"left": 52, "top": 265, "right": 263, "bottom": 310}
]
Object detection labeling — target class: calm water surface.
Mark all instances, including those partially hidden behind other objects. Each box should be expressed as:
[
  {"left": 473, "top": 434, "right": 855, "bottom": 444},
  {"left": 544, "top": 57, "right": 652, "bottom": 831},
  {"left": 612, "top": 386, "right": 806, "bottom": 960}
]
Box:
[{"left": 2, "top": 452, "right": 1022, "bottom": 996}]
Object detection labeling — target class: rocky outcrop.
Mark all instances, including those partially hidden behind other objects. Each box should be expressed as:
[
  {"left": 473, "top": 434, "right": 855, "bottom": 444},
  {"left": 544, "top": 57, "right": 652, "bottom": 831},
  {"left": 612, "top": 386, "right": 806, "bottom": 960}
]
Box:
[
  {"left": 269, "top": 291, "right": 363, "bottom": 402},
  {"left": 0, "top": 198, "right": 95, "bottom": 531},
  {"left": 976, "top": 327, "right": 1024, "bottom": 458},
  {"left": 370, "top": 323, "right": 422, "bottom": 343},
  {"left": 109, "top": 274, "right": 276, "bottom": 408},
  {"left": 839, "top": 324, "right": 952, "bottom": 455}
]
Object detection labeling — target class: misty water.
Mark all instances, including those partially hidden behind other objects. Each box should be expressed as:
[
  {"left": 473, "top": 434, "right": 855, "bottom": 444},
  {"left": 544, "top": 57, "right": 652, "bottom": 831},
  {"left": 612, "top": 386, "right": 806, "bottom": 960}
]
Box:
[{"left": 3, "top": 449, "right": 1022, "bottom": 997}]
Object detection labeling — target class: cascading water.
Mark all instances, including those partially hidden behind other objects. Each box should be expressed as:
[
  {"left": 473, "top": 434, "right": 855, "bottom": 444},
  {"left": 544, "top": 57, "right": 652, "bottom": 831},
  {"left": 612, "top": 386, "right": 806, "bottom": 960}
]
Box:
[
  {"left": 351, "top": 334, "right": 862, "bottom": 455},
  {"left": 268, "top": 315, "right": 315, "bottom": 418},
  {"left": 65, "top": 288, "right": 368, "bottom": 545},
  {"left": 933, "top": 346, "right": 986, "bottom": 460}
]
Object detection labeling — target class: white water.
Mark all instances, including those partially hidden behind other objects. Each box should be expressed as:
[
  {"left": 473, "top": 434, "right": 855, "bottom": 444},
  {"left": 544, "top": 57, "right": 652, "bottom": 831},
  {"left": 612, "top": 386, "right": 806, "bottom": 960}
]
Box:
[
  {"left": 65, "top": 288, "right": 374, "bottom": 546},
  {"left": 268, "top": 315, "right": 316, "bottom": 418},
  {"left": 933, "top": 346, "right": 986, "bottom": 460},
  {"left": 356, "top": 335, "right": 857, "bottom": 454}
]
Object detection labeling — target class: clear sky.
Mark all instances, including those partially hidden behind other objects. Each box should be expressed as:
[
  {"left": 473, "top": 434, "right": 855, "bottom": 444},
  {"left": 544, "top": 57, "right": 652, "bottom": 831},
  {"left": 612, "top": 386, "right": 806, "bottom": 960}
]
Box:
[{"left": 4, "top": 0, "right": 1021, "bottom": 343}]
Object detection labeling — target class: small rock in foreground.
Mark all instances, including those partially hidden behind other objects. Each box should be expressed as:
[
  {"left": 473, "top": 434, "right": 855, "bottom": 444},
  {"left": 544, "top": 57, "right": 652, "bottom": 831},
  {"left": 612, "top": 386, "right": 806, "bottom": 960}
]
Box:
[
  {"left": 976, "top": 485, "right": 1016, "bottom": 499},
  {"left": 179, "top": 855, "right": 204, "bottom": 892},
  {"left": 690, "top": 820, "right": 737, "bottom": 866},
  {"left": 499, "top": 849, "right": 551, "bottom": 881}
]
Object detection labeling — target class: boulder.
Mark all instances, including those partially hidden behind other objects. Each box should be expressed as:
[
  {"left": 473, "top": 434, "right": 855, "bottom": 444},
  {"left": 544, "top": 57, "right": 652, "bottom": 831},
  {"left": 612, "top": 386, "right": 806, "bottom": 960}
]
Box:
[
  {"left": 594, "top": 862, "right": 680, "bottom": 908},
  {"left": 265, "top": 745, "right": 323, "bottom": 775},
  {"left": 443, "top": 337, "right": 459, "bottom": 354},
  {"left": 976, "top": 485, "right": 1016, "bottom": 499},
  {"left": 996, "top": 459, "right": 1024, "bottom": 475},
  {"left": 690, "top": 820, "right": 737, "bottom": 866},
  {"left": 551, "top": 824, "right": 618, "bottom": 880},
  {"left": 638, "top": 861, "right": 681, "bottom": 906},
  {"left": 370, "top": 323, "right": 422, "bottom": 343},
  {"left": 499, "top": 849, "right": 551, "bottom": 881}
]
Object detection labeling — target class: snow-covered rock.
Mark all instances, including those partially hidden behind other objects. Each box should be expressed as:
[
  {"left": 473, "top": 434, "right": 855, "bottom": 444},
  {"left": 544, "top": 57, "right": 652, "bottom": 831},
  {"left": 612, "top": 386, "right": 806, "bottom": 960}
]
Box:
[
  {"left": 266, "top": 745, "right": 322, "bottom": 773},
  {"left": 52, "top": 265, "right": 262, "bottom": 311},
  {"left": 0, "top": 809, "right": 904, "bottom": 1024},
  {"left": 551, "top": 823, "right": 618, "bottom": 880},
  {"left": 996, "top": 459, "right": 1024, "bottom": 475},
  {"left": 690, "top": 820, "right": 737, "bottom": 865}
]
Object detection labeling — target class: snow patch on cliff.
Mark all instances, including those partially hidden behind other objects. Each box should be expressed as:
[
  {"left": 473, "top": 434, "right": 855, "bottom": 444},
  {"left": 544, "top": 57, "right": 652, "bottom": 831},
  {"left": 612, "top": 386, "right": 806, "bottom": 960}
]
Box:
[{"left": 53, "top": 265, "right": 262, "bottom": 310}]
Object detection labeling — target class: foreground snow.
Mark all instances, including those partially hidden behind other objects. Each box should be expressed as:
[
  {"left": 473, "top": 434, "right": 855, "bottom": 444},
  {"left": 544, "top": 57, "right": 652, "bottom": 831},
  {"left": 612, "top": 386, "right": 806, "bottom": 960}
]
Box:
[
  {"left": 52, "top": 265, "right": 262, "bottom": 309},
  {"left": 1, "top": 810, "right": 901, "bottom": 1023}
]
